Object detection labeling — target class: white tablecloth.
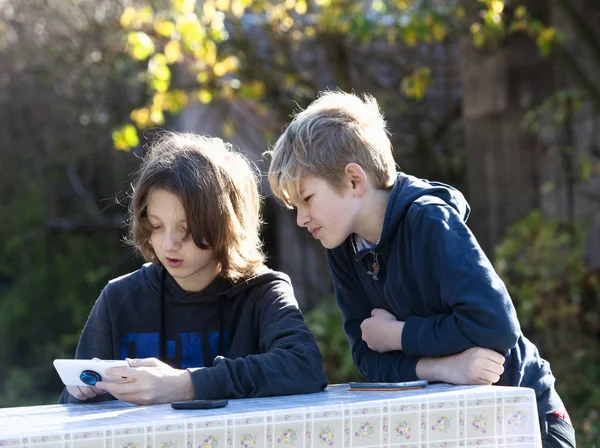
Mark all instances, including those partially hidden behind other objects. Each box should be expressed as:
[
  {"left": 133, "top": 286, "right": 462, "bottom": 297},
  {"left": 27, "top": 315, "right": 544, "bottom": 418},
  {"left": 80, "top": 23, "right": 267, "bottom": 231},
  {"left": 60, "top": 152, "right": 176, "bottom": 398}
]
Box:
[{"left": 0, "top": 383, "right": 542, "bottom": 447}]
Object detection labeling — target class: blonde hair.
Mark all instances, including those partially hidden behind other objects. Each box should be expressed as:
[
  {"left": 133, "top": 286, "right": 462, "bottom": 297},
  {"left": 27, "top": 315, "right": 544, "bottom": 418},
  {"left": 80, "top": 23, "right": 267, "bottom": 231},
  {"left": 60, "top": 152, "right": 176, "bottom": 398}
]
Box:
[
  {"left": 267, "top": 90, "right": 397, "bottom": 207},
  {"left": 128, "top": 132, "right": 265, "bottom": 281}
]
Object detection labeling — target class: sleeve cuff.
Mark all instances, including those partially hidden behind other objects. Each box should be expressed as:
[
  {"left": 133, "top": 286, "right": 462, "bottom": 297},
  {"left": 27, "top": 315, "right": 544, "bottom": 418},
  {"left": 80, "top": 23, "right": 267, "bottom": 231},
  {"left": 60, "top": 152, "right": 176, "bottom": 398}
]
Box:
[
  {"left": 402, "top": 316, "right": 423, "bottom": 357},
  {"left": 187, "top": 363, "right": 228, "bottom": 400}
]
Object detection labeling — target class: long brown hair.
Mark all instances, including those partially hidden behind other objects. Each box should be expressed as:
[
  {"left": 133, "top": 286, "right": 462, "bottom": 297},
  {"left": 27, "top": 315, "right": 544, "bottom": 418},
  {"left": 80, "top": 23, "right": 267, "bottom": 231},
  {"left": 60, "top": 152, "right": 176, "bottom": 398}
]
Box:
[{"left": 128, "top": 132, "right": 264, "bottom": 281}]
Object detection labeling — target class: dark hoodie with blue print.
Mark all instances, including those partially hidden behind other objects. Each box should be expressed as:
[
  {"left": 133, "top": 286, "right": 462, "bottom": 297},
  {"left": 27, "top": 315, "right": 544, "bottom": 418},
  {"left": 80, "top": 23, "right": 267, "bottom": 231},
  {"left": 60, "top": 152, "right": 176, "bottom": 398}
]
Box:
[
  {"left": 327, "top": 172, "right": 563, "bottom": 416},
  {"left": 59, "top": 263, "right": 327, "bottom": 403}
]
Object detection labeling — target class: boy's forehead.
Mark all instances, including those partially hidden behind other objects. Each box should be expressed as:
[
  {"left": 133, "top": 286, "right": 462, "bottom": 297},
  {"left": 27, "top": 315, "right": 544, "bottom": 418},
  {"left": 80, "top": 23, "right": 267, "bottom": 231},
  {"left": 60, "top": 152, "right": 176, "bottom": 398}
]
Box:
[{"left": 286, "top": 176, "right": 319, "bottom": 201}]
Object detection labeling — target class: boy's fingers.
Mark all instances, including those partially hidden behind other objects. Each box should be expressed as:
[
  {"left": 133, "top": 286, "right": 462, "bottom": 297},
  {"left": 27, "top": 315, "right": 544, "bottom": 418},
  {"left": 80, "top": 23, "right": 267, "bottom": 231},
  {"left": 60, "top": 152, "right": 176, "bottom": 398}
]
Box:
[
  {"left": 97, "top": 380, "right": 137, "bottom": 395},
  {"left": 91, "top": 385, "right": 106, "bottom": 394},
  {"left": 127, "top": 357, "right": 160, "bottom": 367},
  {"left": 105, "top": 366, "right": 137, "bottom": 378},
  {"left": 483, "top": 349, "right": 505, "bottom": 364},
  {"left": 79, "top": 386, "right": 98, "bottom": 398}
]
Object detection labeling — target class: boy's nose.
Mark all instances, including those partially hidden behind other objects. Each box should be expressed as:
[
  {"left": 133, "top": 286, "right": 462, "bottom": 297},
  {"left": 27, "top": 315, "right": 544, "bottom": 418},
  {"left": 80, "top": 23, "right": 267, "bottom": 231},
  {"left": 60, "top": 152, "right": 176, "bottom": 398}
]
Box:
[
  {"left": 296, "top": 209, "right": 309, "bottom": 228},
  {"left": 161, "top": 232, "right": 181, "bottom": 250}
]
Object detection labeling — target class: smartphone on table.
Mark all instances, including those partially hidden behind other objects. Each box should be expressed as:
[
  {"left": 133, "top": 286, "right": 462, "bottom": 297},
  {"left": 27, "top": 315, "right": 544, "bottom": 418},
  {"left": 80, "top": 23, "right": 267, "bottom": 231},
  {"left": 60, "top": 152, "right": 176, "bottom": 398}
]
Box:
[
  {"left": 171, "top": 399, "right": 229, "bottom": 410},
  {"left": 348, "top": 380, "right": 428, "bottom": 391}
]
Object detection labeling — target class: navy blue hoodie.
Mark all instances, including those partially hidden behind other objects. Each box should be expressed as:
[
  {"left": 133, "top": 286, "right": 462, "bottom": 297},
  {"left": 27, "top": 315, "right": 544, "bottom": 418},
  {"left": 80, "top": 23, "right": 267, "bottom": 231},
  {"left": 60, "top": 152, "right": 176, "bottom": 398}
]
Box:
[
  {"left": 59, "top": 263, "right": 327, "bottom": 403},
  {"left": 327, "top": 173, "right": 563, "bottom": 415}
]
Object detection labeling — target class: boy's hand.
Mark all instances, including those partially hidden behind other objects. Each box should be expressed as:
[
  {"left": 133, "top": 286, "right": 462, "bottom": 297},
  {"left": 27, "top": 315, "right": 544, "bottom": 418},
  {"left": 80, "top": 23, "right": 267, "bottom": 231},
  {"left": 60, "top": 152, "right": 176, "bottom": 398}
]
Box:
[
  {"left": 66, "top": 384, "right": 107, "bottom": 401},
  {"left": 417, "top": 347, "right": 505, "bottom": 385},
  {"left": 360, "top": 308, "right": 405, "bottom": 352},
  {"left": 96, "top": 357, "right": 195, "bottom": 405}
]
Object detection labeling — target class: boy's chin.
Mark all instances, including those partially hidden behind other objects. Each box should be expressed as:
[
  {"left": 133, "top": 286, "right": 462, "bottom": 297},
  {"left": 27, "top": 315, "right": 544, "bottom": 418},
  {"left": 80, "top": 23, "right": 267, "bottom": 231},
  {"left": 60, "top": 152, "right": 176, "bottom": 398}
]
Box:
[{"left": 320, "top": 238, "right": 346, "bottom": 250}]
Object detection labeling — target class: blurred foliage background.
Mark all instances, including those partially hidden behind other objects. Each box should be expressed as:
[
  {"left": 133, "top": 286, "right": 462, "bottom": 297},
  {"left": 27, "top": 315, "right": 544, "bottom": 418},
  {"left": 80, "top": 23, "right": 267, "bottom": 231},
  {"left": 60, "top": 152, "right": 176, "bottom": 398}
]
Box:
[{"left": 1, "top": 0, "right": 599, "bottom": 445}]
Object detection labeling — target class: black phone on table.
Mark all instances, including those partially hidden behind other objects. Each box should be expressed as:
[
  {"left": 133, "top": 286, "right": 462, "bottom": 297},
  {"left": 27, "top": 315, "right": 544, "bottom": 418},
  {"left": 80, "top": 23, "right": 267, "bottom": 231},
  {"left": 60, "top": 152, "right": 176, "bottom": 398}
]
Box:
[
  {"left": 171, "top": 399, "right": 229, "bottom": 409},
  {"left": 348, "top": 380, "right": 428, "bottom": 391}
]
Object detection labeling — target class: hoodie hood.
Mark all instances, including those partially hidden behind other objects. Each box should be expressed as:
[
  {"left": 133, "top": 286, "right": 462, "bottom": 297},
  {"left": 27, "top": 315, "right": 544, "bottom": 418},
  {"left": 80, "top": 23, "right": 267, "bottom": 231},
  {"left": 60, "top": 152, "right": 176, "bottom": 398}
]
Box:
[
  {"left": 143, "top": 263, "right": 290, "bottom": 304},
  {"left": 377, "top": 172, "right": 470, "bottom": 249}
]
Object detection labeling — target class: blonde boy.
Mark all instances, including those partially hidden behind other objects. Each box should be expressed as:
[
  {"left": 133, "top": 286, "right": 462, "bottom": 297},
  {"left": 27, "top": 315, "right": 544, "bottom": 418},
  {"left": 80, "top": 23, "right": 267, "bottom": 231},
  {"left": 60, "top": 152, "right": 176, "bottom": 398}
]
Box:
[{"left": 267, "top": 91, "right": 574, "bottom": 448}]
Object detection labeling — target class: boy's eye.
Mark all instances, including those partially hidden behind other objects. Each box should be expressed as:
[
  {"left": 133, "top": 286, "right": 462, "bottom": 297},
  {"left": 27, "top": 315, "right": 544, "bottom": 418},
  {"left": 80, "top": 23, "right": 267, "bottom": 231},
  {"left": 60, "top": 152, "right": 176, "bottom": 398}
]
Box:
[{"left": 303, "top": 195, "right": 313, "bottom": 203}]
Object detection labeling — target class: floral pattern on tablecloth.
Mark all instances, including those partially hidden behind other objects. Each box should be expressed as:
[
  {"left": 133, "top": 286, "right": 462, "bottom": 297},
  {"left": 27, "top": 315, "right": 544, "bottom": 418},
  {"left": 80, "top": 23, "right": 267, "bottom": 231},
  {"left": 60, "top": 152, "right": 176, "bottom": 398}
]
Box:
[{"left": 1, "top": 385, "right": 542, "bottom": 448}]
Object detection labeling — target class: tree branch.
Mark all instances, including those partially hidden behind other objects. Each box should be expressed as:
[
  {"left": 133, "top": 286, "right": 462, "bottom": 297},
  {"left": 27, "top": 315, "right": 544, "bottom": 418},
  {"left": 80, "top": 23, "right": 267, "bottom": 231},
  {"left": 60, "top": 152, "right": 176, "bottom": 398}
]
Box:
[
  {"left": 553, "top": 0, "right": 600, "bottom": 70},
  {"left": 553, "top": 42, "right": 600, "bottom": 108}
]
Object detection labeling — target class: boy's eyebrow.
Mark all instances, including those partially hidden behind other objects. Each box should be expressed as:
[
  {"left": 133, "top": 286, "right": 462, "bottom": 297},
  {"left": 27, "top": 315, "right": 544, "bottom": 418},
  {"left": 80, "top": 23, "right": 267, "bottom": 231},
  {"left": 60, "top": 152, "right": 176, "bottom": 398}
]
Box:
[{"left": 147, "top": 213, "right": 186, "bottom": 223}]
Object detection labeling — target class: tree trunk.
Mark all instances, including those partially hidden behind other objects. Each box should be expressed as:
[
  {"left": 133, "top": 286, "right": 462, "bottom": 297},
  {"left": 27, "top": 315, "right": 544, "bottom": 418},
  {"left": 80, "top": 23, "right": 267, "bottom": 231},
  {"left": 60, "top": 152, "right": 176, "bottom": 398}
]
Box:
[{"left": 459, "top": 35, "right": 555, "bottom": 255}]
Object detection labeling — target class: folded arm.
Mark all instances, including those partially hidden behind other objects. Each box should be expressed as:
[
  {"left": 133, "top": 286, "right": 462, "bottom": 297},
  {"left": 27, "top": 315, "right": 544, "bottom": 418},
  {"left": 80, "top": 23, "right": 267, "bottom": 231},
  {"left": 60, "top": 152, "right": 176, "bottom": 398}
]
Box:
[{"left": 402, "top": 203, "right": 520, "bottom": 358}]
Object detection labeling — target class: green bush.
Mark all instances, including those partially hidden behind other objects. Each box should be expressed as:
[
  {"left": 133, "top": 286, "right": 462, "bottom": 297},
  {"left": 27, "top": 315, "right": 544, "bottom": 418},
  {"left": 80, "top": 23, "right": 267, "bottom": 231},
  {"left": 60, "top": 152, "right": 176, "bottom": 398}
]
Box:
[
  {"left": 304, "top": 298, "right": 363, "bottom": 384},
  {"left": 496, "top": 211, "right": 600, "bottom": 446}
]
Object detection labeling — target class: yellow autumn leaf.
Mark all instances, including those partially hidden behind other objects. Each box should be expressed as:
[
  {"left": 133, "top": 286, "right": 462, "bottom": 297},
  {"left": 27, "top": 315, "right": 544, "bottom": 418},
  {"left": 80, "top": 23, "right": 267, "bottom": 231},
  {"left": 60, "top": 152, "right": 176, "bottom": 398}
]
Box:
[
  {"left": 213, "top": 55, "right": 239, "bottom": 76},
  {"left": 120, "top": 7, "right": 137, "bottom": 29},
  {"left": 130, "top": 108, "right": 152, "bottom": 128},
  {"left": 203, "top": 2, "right": 216, "bottom": 21},
  {"left": 387, "top": 28, "right": 396, "bottom": 45},
  {"left": 241, "top": 80, "right": 265, "bottom": 99},
  {"left": 400, "top": 76, "right": 415, "bottom": 98},
  {"left": 471, "top": 23, "right": 485, "bottom": 48},
  {"left": 216, "top": 0, "right": 230, "bottom": 11},
  {"left": 154, "top": 19, "right": 176, "bottom": 38},
  {"left": 152, "top": 78, "right": 170, "bottom": 92},
  {"left": 231, "top": 0, "right": 246, "bottom": 17},
  {"left": 432, "top": 22, "right": 447, "bottom": 42},
  {"left": 114, "top": 139, "right": 129, "bottom": 151},
  {"left": 405, "top": 29, "right": 417, "bottom": 47},
  {"left": 515, "top": 5, "right": 527, "bottom": 19},
  {"left": 198, "top": 89, "right": 213, "bottom": 104},
  {"left": 204, "top": 40, "right": 218, "bottom": 65},
  {"left": 122, "top": 124, "right": 140, "bottom": 147},
  {"left": 150, "top": 62, "right": 171, "bottom": 81},
  {"left": 164, "top": 40, "right": 183, "bottom": 63},
  {"left": 165, "top": 90, "right": 188, "bottom": 112},
  {"left": 171, "top": 0, "right": 196, "bottom": 14},
  {"left": 152, "top": 92, "right": 167, "bottom": 108},
  {"left": 401, "top": 67, "right": 431, "bottom": 101},
  {"left": 537, "top": 26, "right": 556, "bottom": 45},
  {"left": 112, "top": 126, "right": 138, "bottom": 151},
  {"left": 176, "top": 15, "right": 205, "bottom": 45},
  {"left": 196, "top": 71, "right": 209, "bottom": 83},
  {"left": 222, "top": 121, "right": 235, "bottom": 138},
  {"left": 281, "top": 15, "right": 294, "bottom": 31},
  {"left": 137, "top": 6, "right": 154, "bottom": 25},
  {"left": 127, "top": 32, "right": 155, "bottom": 61},
  {"left": 150, "top": 108, "right": 165, "bottom": 125},
  {"left": 295, "top": 0, "right": 307, "bottom": 14},
  {"left": 490, "top": 0, "right": 504, "bottom": 14}
]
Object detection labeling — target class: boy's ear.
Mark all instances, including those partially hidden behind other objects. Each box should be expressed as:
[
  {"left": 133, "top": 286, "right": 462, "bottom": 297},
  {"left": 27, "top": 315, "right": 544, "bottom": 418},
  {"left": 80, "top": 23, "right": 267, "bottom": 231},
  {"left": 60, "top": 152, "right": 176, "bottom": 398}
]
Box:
[{"left": 344, "top": 163, "right": 367, "bottom": 197}]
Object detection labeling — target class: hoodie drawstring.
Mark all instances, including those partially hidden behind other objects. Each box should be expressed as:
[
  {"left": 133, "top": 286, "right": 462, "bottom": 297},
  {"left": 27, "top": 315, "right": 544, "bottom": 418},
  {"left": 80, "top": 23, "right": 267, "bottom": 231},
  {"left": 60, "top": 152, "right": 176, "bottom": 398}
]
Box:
[
  {"left": 159, "top": 266, "right": 167, "bottom": 363},
  {"left": 217, "top": 295, "right": 225, "bottom": 362}
]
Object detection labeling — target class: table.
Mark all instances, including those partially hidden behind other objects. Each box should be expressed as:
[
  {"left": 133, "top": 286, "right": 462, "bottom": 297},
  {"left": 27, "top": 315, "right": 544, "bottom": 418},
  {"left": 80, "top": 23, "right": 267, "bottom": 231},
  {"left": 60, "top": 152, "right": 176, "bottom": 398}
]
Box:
[{"left": 0, "top": 384, "right": 541, "bottom": 447}]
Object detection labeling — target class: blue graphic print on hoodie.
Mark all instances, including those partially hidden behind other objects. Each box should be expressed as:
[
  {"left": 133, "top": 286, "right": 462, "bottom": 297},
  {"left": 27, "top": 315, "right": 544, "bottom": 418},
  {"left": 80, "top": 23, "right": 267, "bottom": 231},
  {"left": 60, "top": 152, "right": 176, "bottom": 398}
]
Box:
[
  {"left": 327, "top": 172, "right": 563, "bottom": 416},
  {"left": 59, "top": 263, "right": 327, "bottom": 403}
]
